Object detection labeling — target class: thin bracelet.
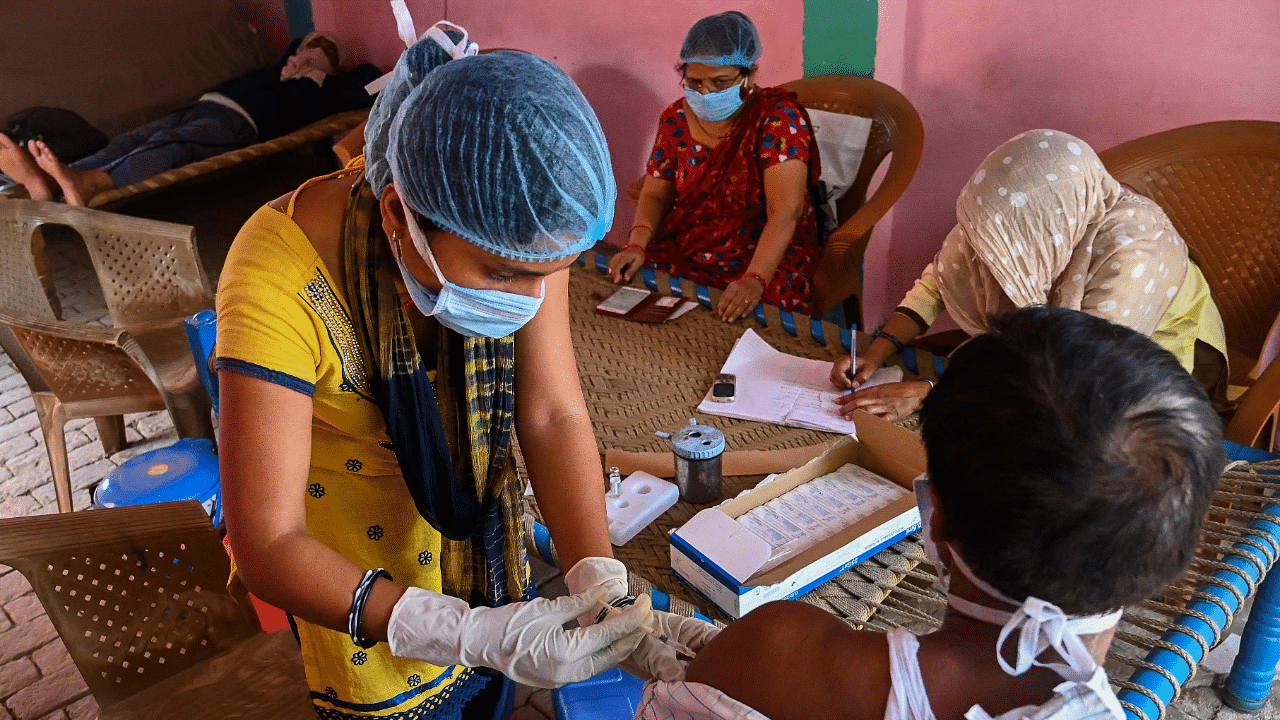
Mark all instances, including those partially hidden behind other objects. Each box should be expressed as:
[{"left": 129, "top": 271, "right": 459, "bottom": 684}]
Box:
[
  {"left": 349, "top": 568, "right": 393, "bottom": 648},
  {"left": 621, "top": 242, "right": 647, "bottom": 256},
  {"left": 742, "top": 271, "right": 769, "bottom": 289},
  {"left": 871, "top": 326, "right": 906, "bottom": 354},
  {"left": 630, "top": 222, "right": 654, "bottom": 235}
]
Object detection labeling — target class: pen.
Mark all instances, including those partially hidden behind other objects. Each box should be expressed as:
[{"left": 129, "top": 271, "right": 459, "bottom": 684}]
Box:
[{"left": 848, "top": 323, "right": 858, "bottom": 386}]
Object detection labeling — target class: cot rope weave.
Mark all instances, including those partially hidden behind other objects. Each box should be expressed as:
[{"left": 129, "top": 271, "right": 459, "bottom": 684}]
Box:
[{"left": 86, "top": 109, "right": 370, "bottom": 209}]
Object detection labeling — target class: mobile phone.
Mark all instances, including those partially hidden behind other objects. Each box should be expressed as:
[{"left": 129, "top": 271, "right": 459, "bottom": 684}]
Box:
[{"left": 711, "top": 373, "right": 736, "bottom": 402}]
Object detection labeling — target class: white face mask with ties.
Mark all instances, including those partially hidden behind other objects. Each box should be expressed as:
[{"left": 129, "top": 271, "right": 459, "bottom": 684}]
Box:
[{"left": 913, "top": 473, "right": 1125, "bottom": 720}]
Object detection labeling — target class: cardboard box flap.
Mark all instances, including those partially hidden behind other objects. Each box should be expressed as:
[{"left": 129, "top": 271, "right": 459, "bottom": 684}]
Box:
[
  {"left": 671, "top": 508, "right": 773, "bottom": 584},
  {"left": 850, "top": 411, "right": 926, "bottom": 483}
]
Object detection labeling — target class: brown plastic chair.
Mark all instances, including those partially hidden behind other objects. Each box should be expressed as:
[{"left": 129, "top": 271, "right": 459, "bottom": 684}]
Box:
[
  {"left": 0, "top": 500, "right": 312, "bottom": 719},
  {"left": 0, "top": 200, "right": 215, "bottom": 459},
  {"left": 1226, "top": 346, "right": 1280, "bottom": 451},
  {"left": 1099, "top": 121, "right": 1280, "bottom": 383},
  {"left": 0, "top": 308, "right": 210, "bottom": 512},
  {"left": 783, "top": 76, "right": 924, "bottom": 325},
  {"left": 626, "top": 76, "right": 923, "bottom": 326}
]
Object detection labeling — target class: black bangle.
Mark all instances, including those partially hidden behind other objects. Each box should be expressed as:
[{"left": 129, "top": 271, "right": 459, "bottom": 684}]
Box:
[
  {"left": 871, "top": 326, "right": 906, "bottom": 355},
  {"left": 349, "top": 568, "right": 393, "bottom": 648}
]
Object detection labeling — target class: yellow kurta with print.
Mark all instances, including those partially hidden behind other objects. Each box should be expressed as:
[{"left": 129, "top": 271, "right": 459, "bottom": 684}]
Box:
[{"left": 216, "top": 204, "right": 488, "bottom": 718}]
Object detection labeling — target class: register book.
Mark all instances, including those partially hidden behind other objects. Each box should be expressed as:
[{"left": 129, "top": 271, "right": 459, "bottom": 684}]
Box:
[{"left": 696, "top": 329, "right": 902, "bottom": 435}]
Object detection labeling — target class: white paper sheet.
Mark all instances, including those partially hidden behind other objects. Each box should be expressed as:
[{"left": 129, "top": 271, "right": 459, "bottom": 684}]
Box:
[{"left": 696, "top": 329, "right": 903, "bottom": 435}]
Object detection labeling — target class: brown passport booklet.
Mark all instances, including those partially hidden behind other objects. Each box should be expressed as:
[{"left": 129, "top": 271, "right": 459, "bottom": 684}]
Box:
[{"left": 595, "top": 286, "right": 698, "bottom": 323}]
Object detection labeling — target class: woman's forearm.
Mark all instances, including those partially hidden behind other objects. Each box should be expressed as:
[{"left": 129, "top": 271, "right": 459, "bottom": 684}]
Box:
[
  {"left": 521, "top": 410, "right": 613, "bottom": 570},
  {"left": 630, "top": 177, "right": 675, "bottom": 248},
  {"left": 746, "top": 209, "right": 800, "bottom": 281},
  {"left": 862, "top": 311, "right": 930, "bottom": 367},
  {"left": 233, "top": 529, "right": 405, "bottom": 641}
]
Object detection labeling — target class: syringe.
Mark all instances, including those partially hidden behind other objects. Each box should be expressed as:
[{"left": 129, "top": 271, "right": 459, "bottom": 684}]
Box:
[{"left": 594, "top": 598, "right": 697, "bottom": 662}]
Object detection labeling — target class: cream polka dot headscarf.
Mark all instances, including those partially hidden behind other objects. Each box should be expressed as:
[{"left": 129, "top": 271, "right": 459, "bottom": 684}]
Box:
[{"left": 934, "top": 130, "right": 1187, "bottom": 337}]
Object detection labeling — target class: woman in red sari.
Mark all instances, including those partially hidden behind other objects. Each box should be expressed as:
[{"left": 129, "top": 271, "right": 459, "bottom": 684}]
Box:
[{"left": 607, "top": 11, "right": 822, "bottom": 321}]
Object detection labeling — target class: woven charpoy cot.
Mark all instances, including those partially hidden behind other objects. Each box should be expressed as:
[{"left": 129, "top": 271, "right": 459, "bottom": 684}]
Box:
[
  {"left": 82, "top": 109, "right": 370, "bottom": 210},
  {"left": 529, "top": 251, "right": 1280, "bottom": 720}
]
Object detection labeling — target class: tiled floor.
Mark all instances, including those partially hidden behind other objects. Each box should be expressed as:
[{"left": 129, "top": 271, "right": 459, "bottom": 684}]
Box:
[{"left": 2, "top": 151, "right": 1279, "bottom": 719}]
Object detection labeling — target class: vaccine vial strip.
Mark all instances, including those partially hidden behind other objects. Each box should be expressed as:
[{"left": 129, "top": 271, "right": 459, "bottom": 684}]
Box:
[{"left": 737, "top": 463, "right": 908, "bottom": 576}]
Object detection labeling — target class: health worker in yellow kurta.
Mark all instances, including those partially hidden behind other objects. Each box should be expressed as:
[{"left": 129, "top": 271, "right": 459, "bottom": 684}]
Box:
[{"left": 215, "top": 27, "right": 711, "bottom": 720}]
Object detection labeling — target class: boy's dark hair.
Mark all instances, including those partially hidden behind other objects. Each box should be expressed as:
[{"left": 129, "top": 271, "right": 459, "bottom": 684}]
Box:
[{"left": 920, "top": 306, "right": 1223, "bottom": 614}]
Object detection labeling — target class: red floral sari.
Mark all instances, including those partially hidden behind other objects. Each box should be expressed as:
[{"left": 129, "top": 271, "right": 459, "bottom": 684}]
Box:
[{"left": 644, "top": 86, "right": 822, "bottom": 313}]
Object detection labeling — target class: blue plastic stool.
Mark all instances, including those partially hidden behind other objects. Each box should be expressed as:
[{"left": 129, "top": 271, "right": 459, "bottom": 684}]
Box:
[
  {"left": 553, "top": 668, "right": 646, "bottom": 720},
  {"left": 92, "top": 437, "right": 222, "bottom": 527}
]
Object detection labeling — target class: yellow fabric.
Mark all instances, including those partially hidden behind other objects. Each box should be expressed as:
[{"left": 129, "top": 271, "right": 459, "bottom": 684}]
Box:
[
  {"left": 216, "top": 201, "right": 480, "bottom": 717},
  {"left": 897, "top": 258, "right": 1224, "bottom": 374},
  {"left": 1153, "top": 261, "right": 1228, "bottom": 371}
]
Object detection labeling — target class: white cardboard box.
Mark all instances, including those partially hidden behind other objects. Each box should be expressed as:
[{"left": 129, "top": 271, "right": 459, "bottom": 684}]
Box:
[{"left": 669, "top": 411, "right": 926, "bottom": 618}]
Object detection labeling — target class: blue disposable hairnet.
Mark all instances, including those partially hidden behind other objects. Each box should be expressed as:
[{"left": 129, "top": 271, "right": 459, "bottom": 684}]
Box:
[
  {"left": 680, "top": 11, "right": 761, "bottom": 68},
  {"left": 365, "top": 25, "right": 470, "bottom": 198},
  {"left": 387, "top": 51, "right": 616, "bottom": 263}
]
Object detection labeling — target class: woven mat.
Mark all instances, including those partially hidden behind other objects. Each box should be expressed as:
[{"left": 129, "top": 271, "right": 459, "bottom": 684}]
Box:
[
  {"left": 530, "top": 253, "right": 1280, "bottom": 714},
  {"left": 522, "top": 252, "right": 933, "bottom": 620}
]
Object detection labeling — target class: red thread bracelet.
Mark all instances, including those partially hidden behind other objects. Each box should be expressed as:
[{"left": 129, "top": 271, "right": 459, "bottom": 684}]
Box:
[
  {"left": 621, "top": 243, "right": 647, "bottom": 255},
  {"left": 742, "top": 271, "right": 769, "bottom": 289}
]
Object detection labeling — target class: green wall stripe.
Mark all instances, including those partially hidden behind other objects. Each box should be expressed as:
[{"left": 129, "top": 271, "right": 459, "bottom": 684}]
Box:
[
  {"left": 803, "top": 0, "right": 877, "bottom": 78},
  {"left": 285, "top": 0, "right": 315, "bottom": 40}
]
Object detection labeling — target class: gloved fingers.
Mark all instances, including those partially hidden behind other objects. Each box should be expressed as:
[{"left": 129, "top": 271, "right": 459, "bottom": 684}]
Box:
[
  {"left": 620, "top": 635, "right": 686, "bottom": 682},
  {"left": 543, "top": 585, "right": 612, "bottom": 626},
  {"left": 574, "top": 624, "right": 648, "bottom": 683},
  {"left": 563, "top": 556, "right": 629, "bottom": 599},
  {"left": 649, "top": 610, "right": 715, "bottom": 646},
  {"left": 573, "top": 593, "right": 651, "bottom": 650}
]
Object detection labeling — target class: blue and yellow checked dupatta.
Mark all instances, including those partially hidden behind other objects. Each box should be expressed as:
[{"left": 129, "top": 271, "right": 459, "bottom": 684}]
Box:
[{"left": 340, "top": 171, "right": 530, "bottom": 608}]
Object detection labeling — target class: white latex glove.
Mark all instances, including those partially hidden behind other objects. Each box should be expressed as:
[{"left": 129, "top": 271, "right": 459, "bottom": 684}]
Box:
[
  {"left": 387, "top": 585, "right": 649, "bottom": 688},
  {"left": 564, "top": 556, "right": 630, "bottom": 604},
  {"left": 627, "top": 610, "right": 722, "bottom": 682}
]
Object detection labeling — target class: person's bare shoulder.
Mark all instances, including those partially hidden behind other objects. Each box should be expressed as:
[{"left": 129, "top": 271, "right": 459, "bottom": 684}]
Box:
[{"left": 685, "top": 601, "right": 891, "bottom": 720}]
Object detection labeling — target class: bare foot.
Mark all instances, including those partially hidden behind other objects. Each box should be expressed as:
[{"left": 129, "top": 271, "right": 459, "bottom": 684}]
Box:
[
  {"left": 30, "top": 140, "right": 113, "bottom": 206},
  {"left": 0, "top": 134, "right": 57, "bottom": 201}
]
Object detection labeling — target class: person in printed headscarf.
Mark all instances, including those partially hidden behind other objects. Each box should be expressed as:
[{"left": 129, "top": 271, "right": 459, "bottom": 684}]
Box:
[{"left": 830, "top": 129, "right": 1228, "bottom": 421}]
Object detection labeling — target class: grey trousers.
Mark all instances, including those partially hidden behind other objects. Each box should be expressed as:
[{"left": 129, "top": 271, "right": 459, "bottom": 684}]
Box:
[{"left": 71, "top": 101, "right": 257, "bottom": 187}]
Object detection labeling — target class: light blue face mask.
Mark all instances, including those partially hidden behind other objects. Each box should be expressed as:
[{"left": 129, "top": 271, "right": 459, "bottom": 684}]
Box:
[
  {"left": 398, "top": 213, "right": 544, "bottom": 338},
  {"left": 684, "top": 80, "right": 747, "bottom": 123}
]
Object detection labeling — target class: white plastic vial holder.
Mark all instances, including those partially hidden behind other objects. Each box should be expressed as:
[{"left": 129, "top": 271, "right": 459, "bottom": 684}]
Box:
[
  {"left": 605, "top": 469, "right": 679, "bottom": 546},
  {"left": 656, "top": 419, "right": 726, "bottom": 504}
]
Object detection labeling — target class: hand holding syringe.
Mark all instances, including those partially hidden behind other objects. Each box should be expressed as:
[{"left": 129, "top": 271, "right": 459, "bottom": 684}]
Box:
[{"left": 594, "top": 597, "right": 698, "bottom": 662}]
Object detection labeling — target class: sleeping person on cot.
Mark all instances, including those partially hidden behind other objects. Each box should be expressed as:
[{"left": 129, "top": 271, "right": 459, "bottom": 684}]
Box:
[{"left": 635, "top": 305, "right": 1223, "bottom": 720}]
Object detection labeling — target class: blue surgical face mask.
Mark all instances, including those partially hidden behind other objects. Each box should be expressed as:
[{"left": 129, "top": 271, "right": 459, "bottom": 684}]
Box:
[
  {"left": 398, "top": 212, "right": 544, "bottom": 338},
  {"left": 684, "top": 81, "right": 747, "bottom": 122}
]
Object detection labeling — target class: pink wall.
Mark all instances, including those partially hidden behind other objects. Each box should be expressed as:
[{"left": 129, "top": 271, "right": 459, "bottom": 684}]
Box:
[
  {"left": 310, "top": 0, "right": 804, "bottom": 245},
  {"left": 233, "top": 0, "right": 293, "bottom": 63},
  {"left": 866, "top": 0, "right": 1280, "bottom": 328}
]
